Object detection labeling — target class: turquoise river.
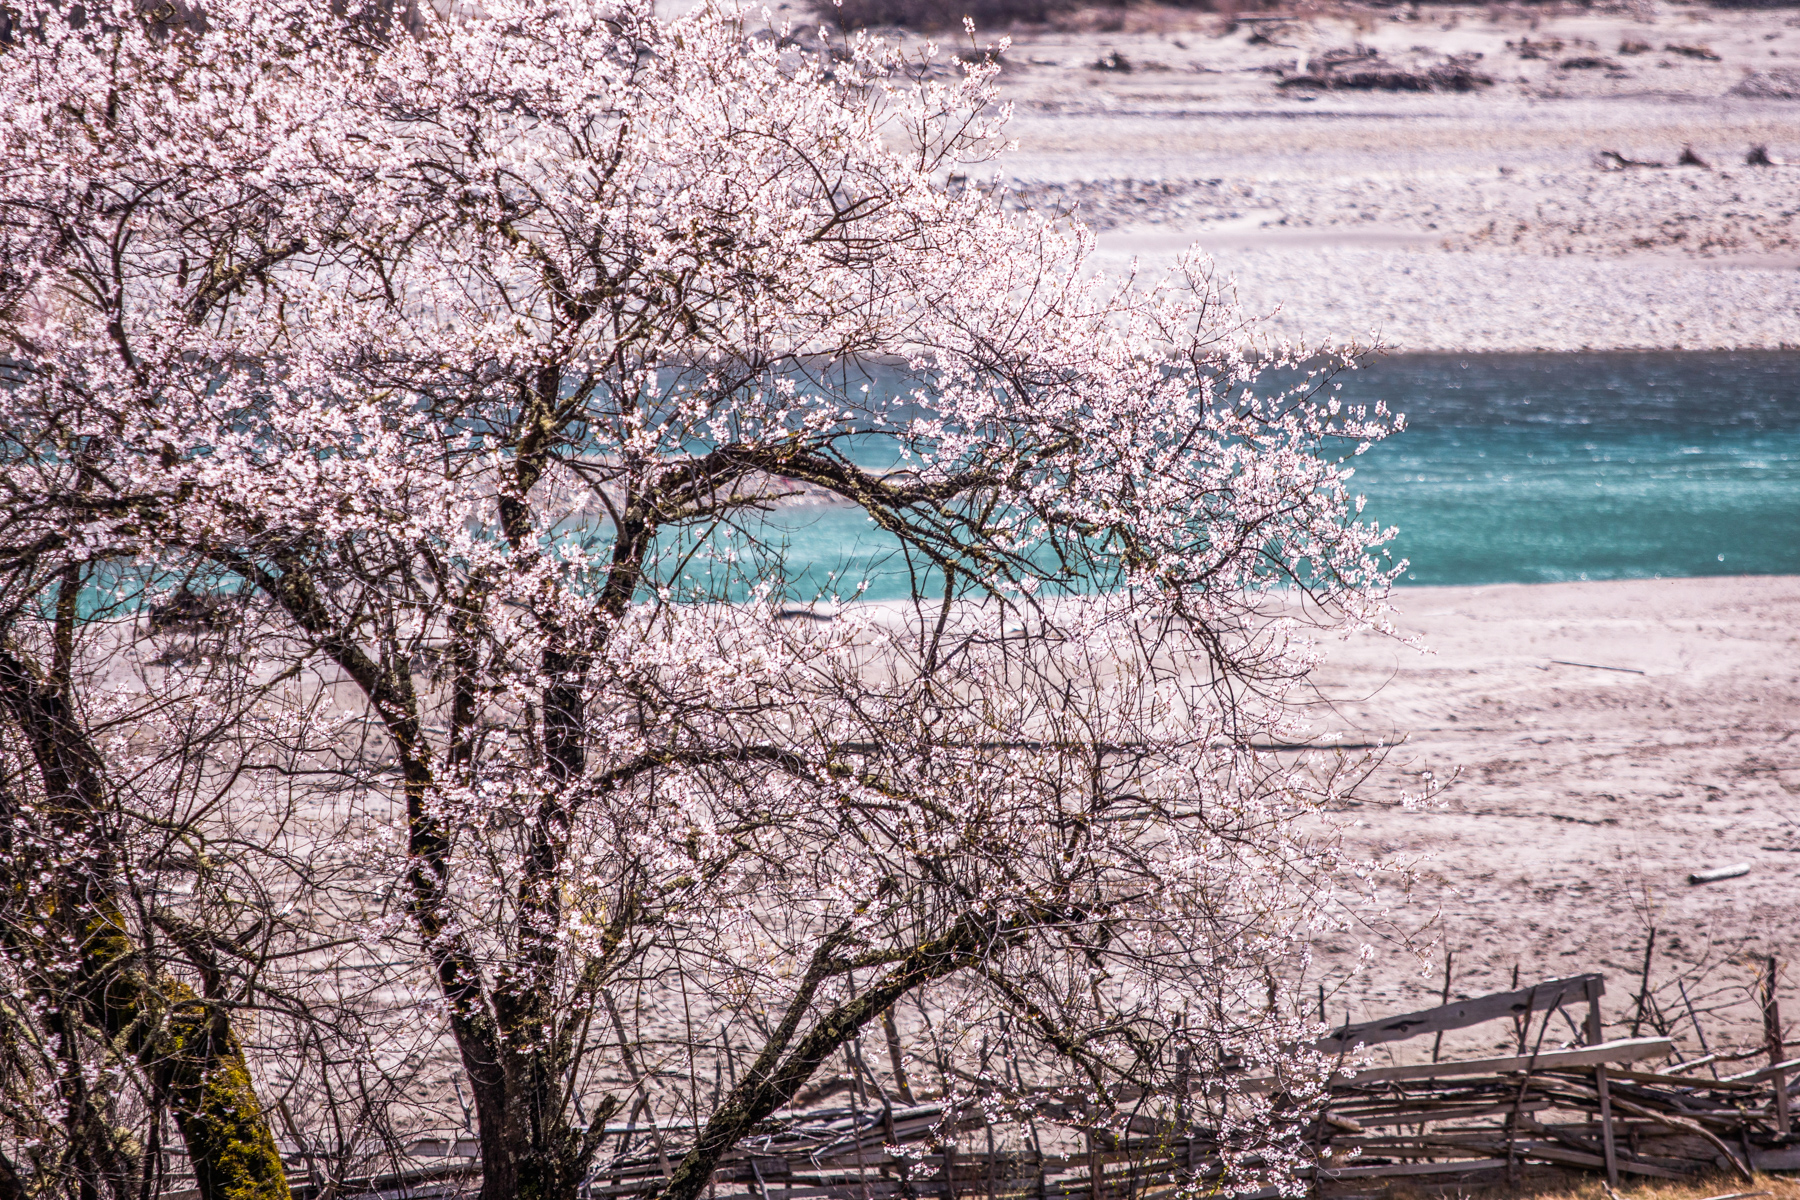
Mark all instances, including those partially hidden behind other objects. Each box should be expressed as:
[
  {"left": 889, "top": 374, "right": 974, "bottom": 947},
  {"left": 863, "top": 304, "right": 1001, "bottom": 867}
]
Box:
[{"left": 724, "top": 351, "right": 1800, "bottom": 598}]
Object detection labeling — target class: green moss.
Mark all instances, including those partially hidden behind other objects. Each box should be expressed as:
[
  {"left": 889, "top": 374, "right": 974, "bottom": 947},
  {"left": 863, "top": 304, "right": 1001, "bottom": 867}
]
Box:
[
  {"left": 184, "top": 1054, "right": 290, "bottom": 1200},
  {"left": 158, "top": 995, "right": 290, "bottom": 1200},
  {"left": 76, "top": 905, "right": 292, "bottom": 1200}
]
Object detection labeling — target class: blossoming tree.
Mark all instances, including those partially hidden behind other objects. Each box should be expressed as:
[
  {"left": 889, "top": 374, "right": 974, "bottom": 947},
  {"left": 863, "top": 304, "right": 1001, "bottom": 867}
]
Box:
[{"left": 0, "top": 3, "right": 1406, "bottom": 1200}]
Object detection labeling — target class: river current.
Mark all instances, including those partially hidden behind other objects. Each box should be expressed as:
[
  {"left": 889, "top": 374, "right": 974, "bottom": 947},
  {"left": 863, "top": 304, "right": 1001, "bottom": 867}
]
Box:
[
  {"left": 1342, "top": 351, "right": 1799, "bottom": 586},
  {"left": 730, "top": 351, "right": 1800, "bottom": 599}
]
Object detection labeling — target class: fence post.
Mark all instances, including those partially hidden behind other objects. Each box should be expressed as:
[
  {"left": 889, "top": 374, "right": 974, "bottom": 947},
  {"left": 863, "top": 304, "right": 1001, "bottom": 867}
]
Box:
[
  {"left": 1174, "top": 1044, "right": 1193, "bottom": 1180},
  {"left": 1584, "top": 977, "right": 1620, "bottom": 1188},
  {"left": 1767, "top": 956, "right": 1791, "bottom": 1137}
]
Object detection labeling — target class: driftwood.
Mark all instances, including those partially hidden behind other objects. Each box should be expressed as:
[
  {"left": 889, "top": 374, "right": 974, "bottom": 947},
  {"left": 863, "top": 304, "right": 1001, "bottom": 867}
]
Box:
[
  {"left": 1316, "top": 974, "right": 1604, "bottom": 1056},
  {"left": 1549, "top": 659, "right": 1647, "bottom": 675},
  {"left": 1597, "top": 150, "right": 1667, "bottom": 170},
  {"left": 1278, "top": 46, "right": 1492, "bottom": 92}
]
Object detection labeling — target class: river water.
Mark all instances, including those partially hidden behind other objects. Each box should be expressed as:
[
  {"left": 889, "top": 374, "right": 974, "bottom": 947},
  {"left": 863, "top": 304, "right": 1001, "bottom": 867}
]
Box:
[
  {"left": 1342, "top": 351, "right": 1800, "bottom": 586},
  {"left": 731, "top": 351, "right": 1800, "bottom": 599}
]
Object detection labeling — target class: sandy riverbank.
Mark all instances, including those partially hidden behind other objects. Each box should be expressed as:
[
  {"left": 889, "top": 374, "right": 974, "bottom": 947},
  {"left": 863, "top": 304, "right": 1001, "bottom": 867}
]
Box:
[
  {"left": 774, "top": 575, "right": 1800, "bottom": 1055},
  {"left": 1301, "top": 574, "right": 1800, "bottom": 1056},
  {"left": 711, "top": 0, "right": 1800, "bottom": 351},
  {"left": 991, "top": 5, "right": 1800, "bottom": 351}
]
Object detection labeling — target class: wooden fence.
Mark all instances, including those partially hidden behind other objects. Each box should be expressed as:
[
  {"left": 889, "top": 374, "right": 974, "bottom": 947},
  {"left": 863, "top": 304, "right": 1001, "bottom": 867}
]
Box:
[{"left": 163, "top": 970, "right": 1800, "bottom": 1200}]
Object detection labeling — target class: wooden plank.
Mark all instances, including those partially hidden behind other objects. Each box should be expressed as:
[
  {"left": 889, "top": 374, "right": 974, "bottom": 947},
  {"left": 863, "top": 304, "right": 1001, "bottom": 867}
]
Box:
[
  {"left": 1315, "top": 1158, "right": 1510, "bottom": 1179},
  {"left": 1341, "top": 1131, "right": 1592, "bottom": 1152},
  {"left": 1585, "top": 981, "right": 1621, "bottom": 1191},
  {"left": 1600, "top": 1068, "right": 1759, "bottom": 1092},
  {"left": 1331, "top": 1101, "right": 1552, "bottom": 1128},
  {"left": 1749, "top": 1147, "right": 1800, "bottom": 1170},
  {"left": 1716, "top": 1056, "right": 1800, "bottom": 1084},
  {"left": 1329, "top": 1038, "right": 1673, "bottom": 1085},
  {"left": 1773, "top": 1065, "right": 1792, "bottom": 1136},
  {"left": 1508, "top": 1143, "right": 1690, "bottom": 1181},
  {"left": 1324, "top": 1138, "right": 1691, "bottom": 1182},
  {"left": 1316, "top": 975, "right": 1604, "bottom": 1055}
]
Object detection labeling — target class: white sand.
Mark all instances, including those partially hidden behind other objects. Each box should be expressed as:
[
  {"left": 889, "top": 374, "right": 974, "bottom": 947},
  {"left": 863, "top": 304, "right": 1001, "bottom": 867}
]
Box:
[
  {"left": 1301, "top": 574, "right": 1800, "bottom": 1056},
  {"left": 674, "top": 0, "right": 1800, "bottom": 349}
]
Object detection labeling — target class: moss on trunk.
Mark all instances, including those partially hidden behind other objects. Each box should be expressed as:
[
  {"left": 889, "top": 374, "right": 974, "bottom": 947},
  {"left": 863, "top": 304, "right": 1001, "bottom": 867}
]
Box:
[
  {"left": 160, "top": 992, "right": 292, "bottom": 1200},
  {"left": 1, "top": 643, "right": 292, "bottom": 1200}
]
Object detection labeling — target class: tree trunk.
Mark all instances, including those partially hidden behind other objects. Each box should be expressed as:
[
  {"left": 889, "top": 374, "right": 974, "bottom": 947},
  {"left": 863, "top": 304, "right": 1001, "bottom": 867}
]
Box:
[
  {"left": 0, "top": 643, "right": 293, "bottom": 1200},
  {"left": 460, "top": 1028, "right": 615, "bottom": 1200},
  {"left": 246, "top": 562, "right": 607, "bottom": 1200},
  {"left": 473, "top": 1114, "right": 587, "bottom": 1200}
]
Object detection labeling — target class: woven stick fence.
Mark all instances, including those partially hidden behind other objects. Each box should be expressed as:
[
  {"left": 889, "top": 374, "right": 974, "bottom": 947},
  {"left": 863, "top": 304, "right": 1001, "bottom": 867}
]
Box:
[{"left": 163, "top": 970, "right": 1799, "bottom": 1200}]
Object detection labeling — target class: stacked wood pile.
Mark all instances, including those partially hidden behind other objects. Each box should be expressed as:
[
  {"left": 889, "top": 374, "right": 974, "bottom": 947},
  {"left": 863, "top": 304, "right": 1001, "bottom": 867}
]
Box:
[{"left": 692, "top": 970, "right": 1799, "bottom": 1198}]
